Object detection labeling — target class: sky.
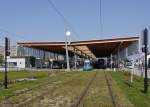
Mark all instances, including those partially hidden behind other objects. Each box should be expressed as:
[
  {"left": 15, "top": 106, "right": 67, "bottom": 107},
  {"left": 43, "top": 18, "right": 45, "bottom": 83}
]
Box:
[{"left": 0, "top": 0, "right": 150, "bottom": 45}]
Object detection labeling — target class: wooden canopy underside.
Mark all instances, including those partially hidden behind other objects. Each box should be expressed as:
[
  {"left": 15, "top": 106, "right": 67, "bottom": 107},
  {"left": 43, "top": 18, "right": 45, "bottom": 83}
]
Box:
[{"left": 17, "top": 37, "right": 139, "bottom": 58}]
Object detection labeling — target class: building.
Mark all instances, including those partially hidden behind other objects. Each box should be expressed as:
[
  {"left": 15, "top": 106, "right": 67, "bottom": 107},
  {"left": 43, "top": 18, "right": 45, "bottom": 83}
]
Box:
[
  {"left": 17, "top": 36, "right": 141, "bottom": 68},
  {"left": 0, "top": 46, "right": 17, "bottom": 56},
  {"left": 7, "top": 56, "right": 35, "bottom": 69}
]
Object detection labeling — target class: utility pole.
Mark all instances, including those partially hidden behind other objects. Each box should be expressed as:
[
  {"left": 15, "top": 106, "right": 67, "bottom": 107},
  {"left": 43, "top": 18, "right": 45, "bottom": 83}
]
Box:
[{"left": 4, "top": 37, "right": 10, "bottom": 89}]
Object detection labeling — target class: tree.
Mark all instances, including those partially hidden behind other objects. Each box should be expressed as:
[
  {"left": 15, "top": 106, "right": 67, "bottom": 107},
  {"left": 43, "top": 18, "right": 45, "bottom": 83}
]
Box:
[{"left": 0, "top": 54, "right": 4, "bottom": 66}]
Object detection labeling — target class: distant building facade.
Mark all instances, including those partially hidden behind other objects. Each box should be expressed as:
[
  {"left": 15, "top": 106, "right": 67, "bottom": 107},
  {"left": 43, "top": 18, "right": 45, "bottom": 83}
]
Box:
[
  {"left": 0, "top": 46, "right": 17, "bottom": 56},
  {"left": 17, "top": 46, "right": 65, "bottom": 61}
]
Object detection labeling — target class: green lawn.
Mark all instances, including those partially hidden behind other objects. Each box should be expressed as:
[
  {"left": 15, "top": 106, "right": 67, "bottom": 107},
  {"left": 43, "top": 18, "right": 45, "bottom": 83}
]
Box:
[
  {"left": 0, "top": 70, "right": 49, "bottom": 81},
  {"left": 0, "top": 71, "right": 52, "bottom": 100},
  {"left": 111, "top": 71, "right": 150, "bottom": 107}
]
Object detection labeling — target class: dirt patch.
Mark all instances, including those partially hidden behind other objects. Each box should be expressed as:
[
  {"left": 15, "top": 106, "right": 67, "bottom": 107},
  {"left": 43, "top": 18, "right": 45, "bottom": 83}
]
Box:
[
  {"left": 49, "top": 73, "right": 56, "bottom": 77},
  {"left": 39, "top": 96, "right": 72, "bottom": 107}
]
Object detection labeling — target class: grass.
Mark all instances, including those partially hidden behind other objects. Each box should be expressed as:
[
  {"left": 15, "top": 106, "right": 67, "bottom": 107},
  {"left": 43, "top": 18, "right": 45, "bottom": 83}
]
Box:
[
  {"left": 0, "top": 71, "right": 92, "bottom": 107},
  {"left": 0, "top": 70, "right": 49, "bottom": 81},
  {"left": 79, "top": 71, "right": 133, "bottom": 107},
  {"left": 24, "top": 71, "right": 132, "bottom": 107},
  {"left": 0, "top": 70, "right": 141, "bottom": 107},
  {"left": 0, "top": 70, "right": 64, "bottom": 101},
  {"left": 0, "top": 71, "right": 89, "bottom": 101},
  {"left": 111, "top": 71, "right": 150, "bottom": 107}
]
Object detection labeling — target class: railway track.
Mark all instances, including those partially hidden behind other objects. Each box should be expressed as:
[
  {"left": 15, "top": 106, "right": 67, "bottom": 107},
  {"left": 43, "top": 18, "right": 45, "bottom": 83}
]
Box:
[
  {"left": 18, "top": 72, "right": 97, "bottom": 107},
  {"left": 72, "top": 71, "right": 122, "bottom": 107},
  {"left": 71, "top": 71, "right": 98, "bottom": 107},
  {"left": 104, "top": 71, "right": 121, "bottom": 107},
  {"left": 1, "top": 71, "right": 125, "bottom": 107}
]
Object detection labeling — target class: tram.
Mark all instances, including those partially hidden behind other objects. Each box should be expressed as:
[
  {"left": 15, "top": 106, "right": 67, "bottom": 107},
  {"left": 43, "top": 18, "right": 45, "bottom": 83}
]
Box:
[{"left": 83, "top": 59, "right": 93, "bottom": 71}]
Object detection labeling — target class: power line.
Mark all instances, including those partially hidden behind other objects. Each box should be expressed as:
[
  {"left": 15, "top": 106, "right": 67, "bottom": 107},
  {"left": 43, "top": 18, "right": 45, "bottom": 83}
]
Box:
[
  {"left": 99, "top": 0, "right": 103, "bottom": 39},
  {"left": 0, "top": 28, "right": 29, "bottom": 40},
  {"left": 0, "top": 28, "right": 29, "bottom": 45},
  {"left": 47, "top": 0, "right": 79, "bottom": 41},
  {"left": 47, "top": 0, "right": 68, "bottom": 26}
]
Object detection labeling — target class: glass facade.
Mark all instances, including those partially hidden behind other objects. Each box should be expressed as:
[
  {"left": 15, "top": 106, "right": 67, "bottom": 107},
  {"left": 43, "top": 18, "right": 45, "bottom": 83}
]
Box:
[{"left": 17, "top": 46, "right": 64, "bottom": 61}]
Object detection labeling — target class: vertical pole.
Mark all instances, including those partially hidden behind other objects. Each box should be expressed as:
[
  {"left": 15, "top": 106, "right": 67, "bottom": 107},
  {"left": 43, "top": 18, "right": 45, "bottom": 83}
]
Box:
[
  {"left": 57, "top": 54, "right": 59, "bottom": 61},
  {"left": 43, "top": 51, "right": 46, "bottom": 61},
  {"left": 28, "top": 48, "right": 32, "bottom": 78},
  {"left": 131, "top": 59, "right": 134, "bottom": 83},
  {"left": 131, "top": 69, "right": 133, "bottom": 83},
  {"left": 143, "top": 28, "right": 148, "bottom": 93},
  {"left": 38, "top": 49, "right": 40, "bottom": 59},
  {"left": 74, "top": 48, "right": 77, "bottom": 70},
  {"left": 144, "top": 43, "right": 148, "bottom": 93},
  {"left": 110, "top": 54, "right": 113, "bottom": 69},
  {"left": 117, "top": 47, "right": 120, "bottom": 68},
  {"left": 126, "top": 48, "right": 128, "bottom": 57},
  {"left": 4, "top": 37, "right": 9, "bottom": 89},
  {"left": 65, "top": 35, "right": 70, "bottom": 71}
]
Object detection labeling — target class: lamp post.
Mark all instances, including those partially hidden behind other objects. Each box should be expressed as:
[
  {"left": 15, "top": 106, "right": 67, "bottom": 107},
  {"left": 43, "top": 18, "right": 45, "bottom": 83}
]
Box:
[{"left": 65, "top": 30, "right": 71, "bottom": 71}]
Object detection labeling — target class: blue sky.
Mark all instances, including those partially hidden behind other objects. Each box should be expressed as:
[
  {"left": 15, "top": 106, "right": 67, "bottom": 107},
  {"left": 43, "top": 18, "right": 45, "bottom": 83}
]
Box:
[{"left": 0, "top": 0, "right": 150, "bottom": 44}]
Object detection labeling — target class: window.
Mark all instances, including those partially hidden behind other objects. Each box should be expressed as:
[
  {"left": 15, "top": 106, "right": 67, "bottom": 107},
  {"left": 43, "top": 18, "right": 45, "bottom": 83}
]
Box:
[
  {"left": 9, "top": 62, "right": 17, "bottom": 67},
  {"left": 14, "top": 62, "right": 17, "bottom": 66}
]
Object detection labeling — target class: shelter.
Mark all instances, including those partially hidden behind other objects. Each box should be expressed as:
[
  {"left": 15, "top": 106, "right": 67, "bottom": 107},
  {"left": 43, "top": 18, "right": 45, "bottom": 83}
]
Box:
[{"left": 17, "top": 36, "right": 140, "bottom": 59}]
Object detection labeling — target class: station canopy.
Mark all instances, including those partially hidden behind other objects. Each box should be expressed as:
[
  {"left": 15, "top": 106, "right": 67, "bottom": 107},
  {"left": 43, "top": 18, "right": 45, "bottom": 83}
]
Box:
[{"left": 17, "top": 36, "right": 139, "bottom": 58}]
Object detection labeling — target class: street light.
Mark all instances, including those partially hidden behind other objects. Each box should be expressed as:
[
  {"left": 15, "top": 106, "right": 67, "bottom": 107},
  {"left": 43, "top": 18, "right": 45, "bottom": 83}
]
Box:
[{"left": 65, "top": 30, "right": 71, "bottom": 71}]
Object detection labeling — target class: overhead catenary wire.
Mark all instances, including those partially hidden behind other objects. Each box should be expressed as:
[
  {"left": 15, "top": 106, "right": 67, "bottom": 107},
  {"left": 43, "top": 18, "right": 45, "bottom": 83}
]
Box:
[
  {"left": 0, "top": 28, "right": 30, "bottom": 46},
  {"left": 0, "top": 28, "right": 28, "bottom": 40},
  {"left": 47, "top": 0, "right": 69, "bottom": 27},
  {"left": 47, "top": 0, "right": 79, "bottom": 41},
  {"left": 99, "top": 0, "right": 103, "bottom": 39}
]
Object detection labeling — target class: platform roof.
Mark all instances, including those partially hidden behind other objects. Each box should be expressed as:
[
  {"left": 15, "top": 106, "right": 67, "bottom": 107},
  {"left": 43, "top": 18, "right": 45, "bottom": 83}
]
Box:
[{"left": 17, "top": 36, "right": 139, "bottom": 58}]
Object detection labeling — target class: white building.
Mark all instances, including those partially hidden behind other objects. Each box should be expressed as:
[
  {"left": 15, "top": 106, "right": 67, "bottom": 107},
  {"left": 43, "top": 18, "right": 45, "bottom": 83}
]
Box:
[
  {"left": 7, "top": 56, "right": 33, "bottom": 69},
  {"left": 7, "top": 57, "right": 26, "bottom": 68}
]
